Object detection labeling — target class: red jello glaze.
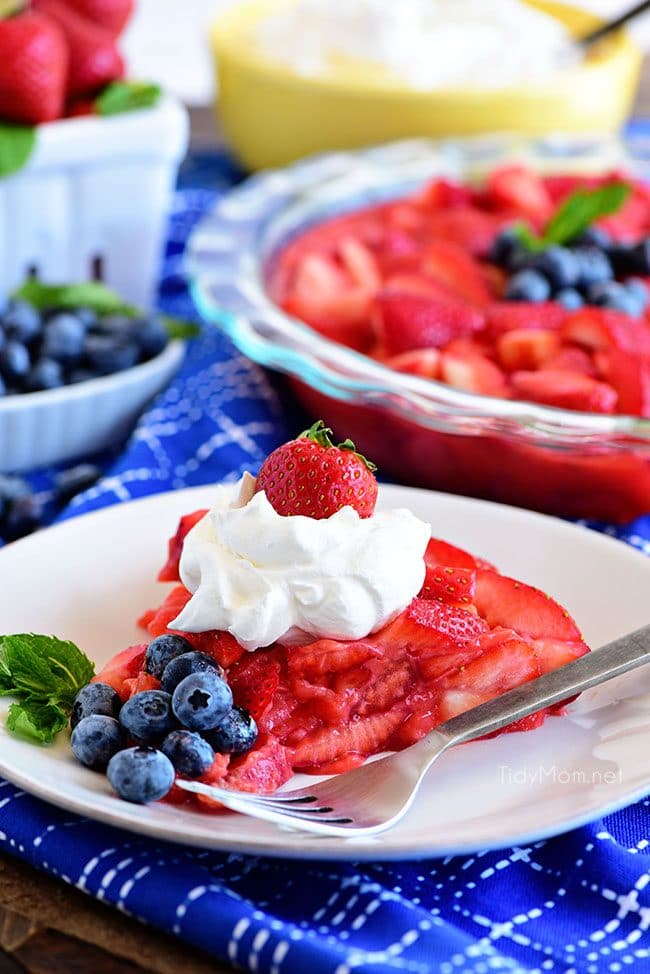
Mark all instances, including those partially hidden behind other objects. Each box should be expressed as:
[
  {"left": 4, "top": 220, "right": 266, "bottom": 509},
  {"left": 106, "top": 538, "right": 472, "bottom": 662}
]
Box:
[
  {"left": 268, "top": 167, "right": 650, "bottom": 521},
  {"left": 107, "top": 520, "right": 590, "bottom": 804}
]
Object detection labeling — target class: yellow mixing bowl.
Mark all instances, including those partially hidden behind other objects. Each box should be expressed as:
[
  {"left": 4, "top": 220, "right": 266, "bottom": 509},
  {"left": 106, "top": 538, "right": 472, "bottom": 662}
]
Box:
[{"left": 210, "top": 0, "right": 642, "bottom": 171}]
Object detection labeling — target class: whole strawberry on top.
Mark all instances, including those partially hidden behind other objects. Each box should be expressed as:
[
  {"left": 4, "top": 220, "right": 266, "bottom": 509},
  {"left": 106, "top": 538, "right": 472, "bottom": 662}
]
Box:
[{"left": 256, "top": 419, "right": 378, "bottom": 519}]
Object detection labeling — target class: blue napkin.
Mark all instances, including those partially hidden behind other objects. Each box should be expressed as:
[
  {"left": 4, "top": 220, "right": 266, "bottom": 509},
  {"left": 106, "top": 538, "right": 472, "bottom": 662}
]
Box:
[{"left": 0, "top": 160, "right": 649, "bottom": 974}]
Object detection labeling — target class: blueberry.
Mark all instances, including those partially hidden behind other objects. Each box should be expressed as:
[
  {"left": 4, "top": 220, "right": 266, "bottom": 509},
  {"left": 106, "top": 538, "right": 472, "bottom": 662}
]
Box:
[
  {"left": 574, "top": 246, "right": 613, "bottom": 288},
  {"left": 0, "top": 340, "right": 30, "bottom": 383},
  {"left": 161, "top": 729, "right": 214, "bottom": 777},
  {"left": 3, "top": 494, "right": 44, "bottom": 541},
  {"left": 42, "top": 313, "right": 85, "bottom": 364},
  {"left": 574, "top": 225, "right": 611, "bottom": 249},
  {"left": 144, "top": 634, "right": 195, "bottom": 679},
  {"left": 171, "top": 671, "right": 233, "bottom": 732},
  {"left": 505, "top": 269, "right": 551, "bottom": 303},
  {"left": 83, "top": 334, "right": 139, "bottom": 375},
  {"left": 490, "top": 227, "right": 525, "bottom": 268},
  {"left": 24, "top": 357, "right": 64, "bottom": 392},
  {"left": 204, "top": 706, "right": 258, "bottom": 756},
  {"left": 71, "top": 715, "right": 126, "bottom": 771},
  {"left": 71, "top": 682, "right": 122, "bottom": 730},
  {"left": 2, "top": 300, "right": 41, "bottom": 343},
  {"left": 529, "top": 246, "right": 579, "bottom": 289},
  {"left": 627, "top": 239, "right": 650, "bottom": 275},
  {"left": 0, "top": 373, "right": 5, "bottom": 397},
  {"left": 55, "top": 463, "right": 101, "bottom": 503},
  {"left": 107, "top": 746, "right": 174, "bottom": 803},
  {"left": 94, "top": 313, "right": 135, "bottom": 336},
  {"left": 131, "top": 315, "right": 168, "bottom": 360},
  {"left": 119, "top": 690, "right": 177, "bottom": 744},
  {"left": 555, "top": 287, "right": 584, "bottom": 310},
  {"left": 586, "top": 280, "right": 640, "bottom": 315},
  {"left": 70, "top": 307, "right": 97, "bottom": 330},
  {"left": 160, "top": 651, "right": 224, "bottom": 694},
  {"left": 607, "top": 243, "right": 635, "bottom": 276},
  {"left": 626, "top": 277, "right": 648, "bottom": 310}
]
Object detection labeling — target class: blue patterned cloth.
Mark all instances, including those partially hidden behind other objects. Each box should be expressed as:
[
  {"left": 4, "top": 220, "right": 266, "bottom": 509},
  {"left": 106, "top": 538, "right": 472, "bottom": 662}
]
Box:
[{"left": 1, "top": 158, "right": 650, "bottom": 974}]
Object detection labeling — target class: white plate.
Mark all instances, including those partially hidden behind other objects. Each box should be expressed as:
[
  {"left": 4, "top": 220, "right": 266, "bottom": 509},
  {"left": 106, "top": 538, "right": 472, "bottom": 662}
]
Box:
[{"left": 1, "top": 485, "right": 649, "bottom": 861}]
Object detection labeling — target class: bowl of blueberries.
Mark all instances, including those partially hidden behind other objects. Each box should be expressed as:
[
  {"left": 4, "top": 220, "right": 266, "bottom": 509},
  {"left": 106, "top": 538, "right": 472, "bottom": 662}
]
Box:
[{"left": 0, "top": 283, "right": 185, "bottom": 473}]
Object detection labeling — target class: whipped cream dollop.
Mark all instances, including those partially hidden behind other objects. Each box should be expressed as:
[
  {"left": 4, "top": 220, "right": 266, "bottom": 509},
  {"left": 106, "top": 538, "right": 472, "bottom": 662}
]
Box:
[
  {"left": 171, "top": 473, "right": 430, "bottom": 652},
  {"left": 253, "top": 0, "right": 575, "bottom": 90}
]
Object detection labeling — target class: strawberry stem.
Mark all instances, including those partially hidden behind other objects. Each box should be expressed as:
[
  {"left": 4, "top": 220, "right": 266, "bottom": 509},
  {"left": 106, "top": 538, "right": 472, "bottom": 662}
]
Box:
[{"left": 300, "top": 420, "right": 377, "bottom": 472}]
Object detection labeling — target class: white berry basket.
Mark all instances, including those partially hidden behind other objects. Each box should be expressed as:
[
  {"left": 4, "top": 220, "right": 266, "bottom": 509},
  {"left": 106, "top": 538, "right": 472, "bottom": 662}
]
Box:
[{"left": 0, "top": 94, "right": 189, "bottom": 308}]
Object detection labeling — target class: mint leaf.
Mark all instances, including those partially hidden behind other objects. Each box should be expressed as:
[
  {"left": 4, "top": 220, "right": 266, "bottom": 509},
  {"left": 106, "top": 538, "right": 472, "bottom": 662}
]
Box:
[
  {"left": 11, "top": 280, "right": 137, "bottom": 316},
  {"left": 97, "top": 81, "right": 162, "bottom": 117},
  {"left": 0, "top": 634, "right": 95, "bottom": 744},
  {"left": 161, "top": 316, "right": 200, "bottom": 340},
  {"left": 7, "top": 700, "right": 68, "bottom": 745},
  {"left": 515, "top": 182, "right": 632, "bottom": 252},
  {"left": 543, "top": 183, "right": 631, "bottom": 247},
  {"left": 0, "top": 123, "right": 36, "bottom": 179}
]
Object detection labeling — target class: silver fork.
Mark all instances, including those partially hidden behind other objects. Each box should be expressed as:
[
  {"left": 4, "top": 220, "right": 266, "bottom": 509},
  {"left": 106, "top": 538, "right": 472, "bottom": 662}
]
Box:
[{"left": 177, "top": 624, "right": 650, "bottom": 836}]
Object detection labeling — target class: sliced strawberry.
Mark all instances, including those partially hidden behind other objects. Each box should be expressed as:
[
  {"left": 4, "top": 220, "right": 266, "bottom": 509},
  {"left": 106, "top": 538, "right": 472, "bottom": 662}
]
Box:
[
  {"left": 288, "top": 639, "right": 382, "bottom": 680},
  {"left": 140, "top": 585, "right": 191, "bottom": 637},
  {"left": 158, "top": 509, "right": 208, "bottom": 582},
  {"left": 532, "top": 637, "right": 589, "bottom": 674},
  {"left": 123, "top": 671, "right": 160, "bottom": 699},
  {"left": 474, "top": 569, "right": 583, "bottom": 641},
  {"left": 419, "top": 565, "right": 476, "bottom": 606},
  {"left": 356, "top": 660, "right": 414, "bottom": 715},
  {"left": 496, "top": 329, "right": 561, "bottom": 372},
  {"left": 422, "top": 241, "right": 492, "bottom": 306},
  {"left": 484, "top": 302, "right": 567, "bottom": 338},
  {"left": 424, "top": 537, "right": 487, "bottom": 571},
  {"left": 292, "top": 708, "right": 404, "bottom": 771},
  {"left": 225, "top": 736, "right": 293, "bottom": 793},
  {"left": 419, "top": 178, "right": 474, "bottom": 210},
  {"left": 439, "top": 349, "right": 510, "bottom": 398},
  {"left": 510, "top": 369, "right": 617, "bottom": 413},
  {"left": 425, "top": 207, "right": 501, "bottom": 258},
  {"left": 542, "top": 346, "right": 597, "bottom": 377},
  {"left": 378, "top": 598, "right": 489, "bottom": 654},
  {"left": 228, "top": 651, "right": 281, "bottom": 722},
  {"left": 562, "top": 308, "right": 650, "bottom": 358},
  {"left": 438, "top": 631, "right": 541, "bottom": 722},
  {"left": 383, "top": 272, "right": 462, "bottom": 302},
  {"left": 374, "top": 291, "right": 483, "bottom": 356},
  {"left": 385, "top": 348, "right": 440, "bottom": 379},
  {"left": 487, "top": 166, "right": 553, "bottom": 224},
  {"left": 337, "top": 237, "right": 381, "bottom": 290},
  {"left": 93, "top": 644, "right": 147, "bottom": 701},
  {"left": 595, "top": 347, "right": 650, "bottom": 417}
]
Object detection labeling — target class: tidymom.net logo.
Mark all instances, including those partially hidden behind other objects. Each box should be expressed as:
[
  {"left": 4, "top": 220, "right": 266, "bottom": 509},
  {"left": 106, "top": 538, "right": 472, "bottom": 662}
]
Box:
[{"left": 499, "top": 765, "right": 623, "bottom": 787}]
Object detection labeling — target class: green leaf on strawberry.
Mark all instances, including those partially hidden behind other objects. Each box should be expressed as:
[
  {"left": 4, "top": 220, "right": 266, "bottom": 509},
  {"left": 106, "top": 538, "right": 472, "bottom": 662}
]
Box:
[
  {"left": 513, "top": 181, "right": 631, "bottom": 252},
  {"left": 0, "top": 122, "right": 36, "bottom": 178},
  {"left": 96, "top": 80, "right": 161, "bottom": 116}
]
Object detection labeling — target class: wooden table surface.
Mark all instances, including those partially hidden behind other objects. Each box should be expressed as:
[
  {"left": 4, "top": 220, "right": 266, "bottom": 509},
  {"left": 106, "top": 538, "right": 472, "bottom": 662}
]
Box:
[{"left": 4, "top": 70, "right": 650, "bottom": 973}]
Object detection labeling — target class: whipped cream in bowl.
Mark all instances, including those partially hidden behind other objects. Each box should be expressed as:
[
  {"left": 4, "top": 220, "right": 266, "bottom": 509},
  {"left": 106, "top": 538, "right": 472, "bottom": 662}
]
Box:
[
  {"left": 253, "top": 0, "right": 577, "bottom": 91},
  {"left": 171, "top": 472, "right": 430, "bottom": 651}
]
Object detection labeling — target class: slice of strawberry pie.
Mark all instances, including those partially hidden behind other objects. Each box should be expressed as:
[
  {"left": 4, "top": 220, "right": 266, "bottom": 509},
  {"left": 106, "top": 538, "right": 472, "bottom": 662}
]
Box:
[{"left": 93, "top": 422, "right": 589, "bottom": 806}]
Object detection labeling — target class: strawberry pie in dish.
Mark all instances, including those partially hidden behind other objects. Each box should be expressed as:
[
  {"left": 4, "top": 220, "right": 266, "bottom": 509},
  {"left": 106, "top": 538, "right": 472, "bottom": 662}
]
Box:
[
  {"left": 89, "top": 425, "right": 590, "bottom": 807},
  {"left": 188, "top": 138, "right": 650, "bottom": 523}
]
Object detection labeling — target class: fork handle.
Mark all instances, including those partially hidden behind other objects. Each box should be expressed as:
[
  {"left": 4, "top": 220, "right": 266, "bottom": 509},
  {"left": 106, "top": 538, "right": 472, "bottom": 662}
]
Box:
[{"left": 437, "top": 623, "right": 650, "bottom": 747}]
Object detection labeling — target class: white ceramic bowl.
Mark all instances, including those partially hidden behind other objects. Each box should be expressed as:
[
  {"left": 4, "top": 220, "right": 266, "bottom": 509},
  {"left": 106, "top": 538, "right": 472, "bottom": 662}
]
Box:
[{"left": 0, "top": 340, "right": 184, "bottom": 472}]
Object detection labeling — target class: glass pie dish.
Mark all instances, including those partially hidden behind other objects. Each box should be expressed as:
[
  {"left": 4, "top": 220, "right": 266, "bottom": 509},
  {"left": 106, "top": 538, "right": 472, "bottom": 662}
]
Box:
[{"left": 186, "top": 135, "right": 650, "bottom": 523}]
